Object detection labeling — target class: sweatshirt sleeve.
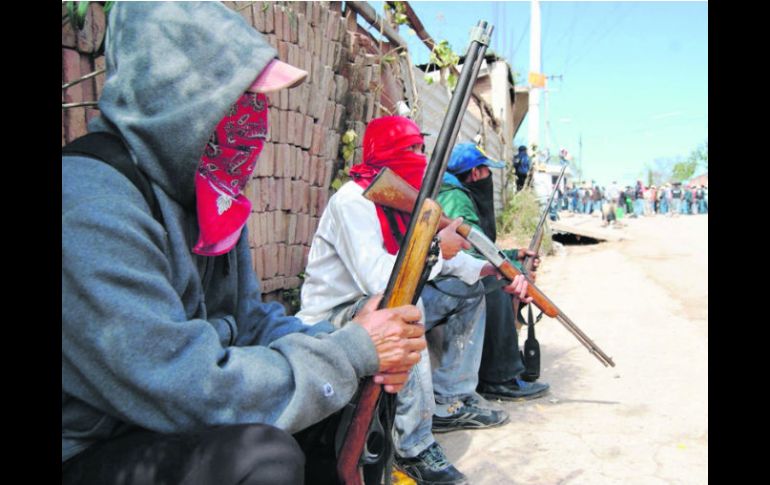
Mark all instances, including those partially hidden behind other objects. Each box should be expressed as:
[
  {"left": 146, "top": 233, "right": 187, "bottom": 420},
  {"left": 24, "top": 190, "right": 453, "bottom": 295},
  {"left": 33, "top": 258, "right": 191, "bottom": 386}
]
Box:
[{"left": 62, "top": 190, "right": 379, "bottom": 436}]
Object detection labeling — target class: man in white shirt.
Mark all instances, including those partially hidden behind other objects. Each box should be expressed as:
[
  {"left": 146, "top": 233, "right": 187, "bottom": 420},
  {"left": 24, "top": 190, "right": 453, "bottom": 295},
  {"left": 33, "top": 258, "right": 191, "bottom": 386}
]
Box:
[{"left": 298, "top": 116, "right": 533, "bottom": 485}]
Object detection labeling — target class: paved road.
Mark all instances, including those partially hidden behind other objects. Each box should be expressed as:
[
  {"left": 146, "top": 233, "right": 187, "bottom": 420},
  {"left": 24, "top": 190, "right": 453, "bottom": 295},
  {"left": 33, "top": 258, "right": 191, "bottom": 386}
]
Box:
[{"left": 437, "top": 213, "right": 708, "bottom": 485}]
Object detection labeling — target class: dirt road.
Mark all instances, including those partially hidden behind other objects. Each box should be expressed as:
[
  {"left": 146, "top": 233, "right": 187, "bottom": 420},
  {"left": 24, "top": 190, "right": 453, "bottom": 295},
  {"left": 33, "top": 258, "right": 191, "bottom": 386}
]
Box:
[{"left": 437, "top": 212, "right": 708, "bottom": 485}]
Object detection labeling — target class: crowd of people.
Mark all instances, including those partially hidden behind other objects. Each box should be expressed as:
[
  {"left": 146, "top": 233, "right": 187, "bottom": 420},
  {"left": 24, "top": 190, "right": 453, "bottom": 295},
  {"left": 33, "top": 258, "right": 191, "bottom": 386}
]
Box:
[
  {"left": 62, "top": 4, "right": 553, "bottom": 485},
  {"left": 547, "top": 179, "right": 708, "bottom": 222}
]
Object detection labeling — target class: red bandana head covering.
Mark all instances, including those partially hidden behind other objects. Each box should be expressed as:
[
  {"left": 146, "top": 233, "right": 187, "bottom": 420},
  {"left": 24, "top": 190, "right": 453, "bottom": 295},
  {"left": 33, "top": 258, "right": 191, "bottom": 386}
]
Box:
[
  {"left": 193, "top": 92, "right": 268, "bottom": 256},
  {"left": 349, "top": 116, "right": 427, "bottom": 255}
]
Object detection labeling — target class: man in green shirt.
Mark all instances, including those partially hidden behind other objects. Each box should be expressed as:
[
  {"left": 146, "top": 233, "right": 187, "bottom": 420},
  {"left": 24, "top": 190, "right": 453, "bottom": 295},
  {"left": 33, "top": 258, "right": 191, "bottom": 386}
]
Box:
[{"left": 437, "top": 143, "right": 550, "bottom": 400}]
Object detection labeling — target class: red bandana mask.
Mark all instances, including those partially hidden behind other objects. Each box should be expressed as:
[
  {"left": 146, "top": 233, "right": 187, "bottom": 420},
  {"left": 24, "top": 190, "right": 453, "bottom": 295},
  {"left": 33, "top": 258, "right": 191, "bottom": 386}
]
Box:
[
  {"left": 193, "top": 92, "right": 268, "bottom": 256},
  {"left": 349, "top": 116, "right": 426, "bottom": 255}
]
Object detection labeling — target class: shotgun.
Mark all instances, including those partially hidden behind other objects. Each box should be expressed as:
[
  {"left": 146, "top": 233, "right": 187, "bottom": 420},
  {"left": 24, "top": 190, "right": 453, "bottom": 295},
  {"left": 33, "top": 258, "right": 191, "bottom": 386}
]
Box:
[
  {"left": 336, "top": 20, "right": 496, "bottom": 485},
  {"left": 362, "top": 167, "right": 615, "bottom": 368},
  {"left": 513, "top": 163, "right": 569, "bottom": 328},
  {"left": 514, "top": 163, "right": 568, "bottom": 380}
]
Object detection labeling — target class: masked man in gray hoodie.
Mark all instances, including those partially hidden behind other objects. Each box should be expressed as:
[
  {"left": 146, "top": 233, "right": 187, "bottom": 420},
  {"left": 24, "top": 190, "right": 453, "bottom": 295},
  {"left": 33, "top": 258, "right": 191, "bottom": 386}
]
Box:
[{"left": 62, "top": 3, "right": 425, "bottom": 484}]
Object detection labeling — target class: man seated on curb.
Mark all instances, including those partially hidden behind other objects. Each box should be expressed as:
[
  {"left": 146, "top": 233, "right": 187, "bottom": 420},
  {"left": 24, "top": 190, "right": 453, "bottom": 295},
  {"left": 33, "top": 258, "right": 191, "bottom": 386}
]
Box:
[
  {"left": 438, "top": 143, "right": 550, "bottom": 401},
  {"left": 298, "top": 117, "right": 534, "bottom": 485},
  {"left": 62, "top": 4, "right": 425, "bottom": 484}
]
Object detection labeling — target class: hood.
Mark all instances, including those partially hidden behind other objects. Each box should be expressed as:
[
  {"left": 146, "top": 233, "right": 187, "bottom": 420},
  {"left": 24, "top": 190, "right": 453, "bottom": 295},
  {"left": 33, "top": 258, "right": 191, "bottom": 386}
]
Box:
[{"left": 89, "top": 2, "right": 276, "bottom": 208}]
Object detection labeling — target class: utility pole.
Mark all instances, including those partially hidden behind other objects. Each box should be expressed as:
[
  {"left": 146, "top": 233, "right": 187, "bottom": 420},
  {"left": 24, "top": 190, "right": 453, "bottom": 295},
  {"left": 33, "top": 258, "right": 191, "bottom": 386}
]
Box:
[
  {"left": 578, "top": 133, "right": 583, "bottom": 181},
  {"left": 543, "top": 75, "right": 561, "bottom": 161},
  {"left": 528, "top": 0, "right": 541, "bottom": 154}
]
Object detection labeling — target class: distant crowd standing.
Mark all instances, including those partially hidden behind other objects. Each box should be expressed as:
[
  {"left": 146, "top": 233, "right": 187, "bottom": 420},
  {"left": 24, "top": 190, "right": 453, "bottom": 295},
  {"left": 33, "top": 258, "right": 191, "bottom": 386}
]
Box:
[{"left": 544, "top": 179, "right": 708, "bottom": 223}]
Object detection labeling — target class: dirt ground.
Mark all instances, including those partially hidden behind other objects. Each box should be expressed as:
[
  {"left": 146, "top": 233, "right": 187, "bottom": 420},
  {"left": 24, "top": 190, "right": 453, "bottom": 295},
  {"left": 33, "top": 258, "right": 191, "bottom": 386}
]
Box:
[{"left": 436, "top": 211, "right": 708, "bottom": 484}]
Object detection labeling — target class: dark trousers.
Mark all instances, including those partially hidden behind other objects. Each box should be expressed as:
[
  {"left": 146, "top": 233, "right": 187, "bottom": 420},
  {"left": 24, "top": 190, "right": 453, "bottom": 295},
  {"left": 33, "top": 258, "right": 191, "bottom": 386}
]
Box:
[
  {"left": 516, "top": 172, "right": 527, "bottom": 191},
  {"left": 478, "top": 276, "right": 526, "bottom": 383},
  {"left": 62, "top": 421, "right": 340, "bottom": 485}
]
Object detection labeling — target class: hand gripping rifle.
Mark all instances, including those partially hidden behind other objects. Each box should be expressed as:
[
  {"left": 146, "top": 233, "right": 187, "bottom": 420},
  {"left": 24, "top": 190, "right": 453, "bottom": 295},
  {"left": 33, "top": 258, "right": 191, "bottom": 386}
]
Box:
[
  {"left": 362, "top": 166, "right": 615, "bottom": 368},
  {"left": 515, "top": 163, "right": 568, "bottom": 381},
  {"left": 335, "top": 20, "right": 495, "bottom": 485}
]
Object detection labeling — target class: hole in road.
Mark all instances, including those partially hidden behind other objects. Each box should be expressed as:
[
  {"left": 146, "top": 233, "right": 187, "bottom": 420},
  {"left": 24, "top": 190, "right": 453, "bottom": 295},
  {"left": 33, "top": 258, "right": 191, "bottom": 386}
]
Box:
[{"left": 552, "top": 233, "right": 601, "bottom": 245}]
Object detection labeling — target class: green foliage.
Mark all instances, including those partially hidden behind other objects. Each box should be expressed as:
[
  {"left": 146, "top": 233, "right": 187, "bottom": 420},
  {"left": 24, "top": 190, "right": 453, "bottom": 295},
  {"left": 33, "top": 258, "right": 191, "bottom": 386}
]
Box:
[
  {"left": 66, "top": 1, "right": 90, "bottom": 30},
  {"left": 688, "top": 140, "right": 708, "bottom": 169},
  {"left": 498, "top": 188, "right": 552, "bottom": 255},
  {"left": 384, "top": 2, "right": 408, "bottom": 26},
  {"left": 671, "top": 160, "right": 698, "bottom": 183},
  {"left": 261, "top": 2, "right": 270, "bottom": 13},
  {"left": 340, "top": 129, "right": 358, "bottom": 164},
  {"left": 424, "top": 75, "right": 434, "bottom": 85},
  {"left": 429, "top": 40, "right": 460, "bottom": 68},
  {"left": 446, "top": 73, "right": 458, "bottom": 91}
]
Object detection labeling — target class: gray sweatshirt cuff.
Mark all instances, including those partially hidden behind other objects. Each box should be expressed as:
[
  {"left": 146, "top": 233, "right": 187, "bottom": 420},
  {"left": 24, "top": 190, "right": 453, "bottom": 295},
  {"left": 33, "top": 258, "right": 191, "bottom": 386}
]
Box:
[{"left": 326, "top": 322, "right": 380, "bottom": 378}]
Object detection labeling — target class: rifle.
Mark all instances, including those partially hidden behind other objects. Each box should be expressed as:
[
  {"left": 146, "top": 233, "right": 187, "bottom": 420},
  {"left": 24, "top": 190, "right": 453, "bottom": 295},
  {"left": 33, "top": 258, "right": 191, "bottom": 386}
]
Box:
[
  {"left": 362, "top": 166, "right": 615, "bottom": 368},
  {"left": 336, "top": 20, "right": 495, "bottom": 485},
  {"left": 514, "top": 163, "right": 568, "bottom": 380}
]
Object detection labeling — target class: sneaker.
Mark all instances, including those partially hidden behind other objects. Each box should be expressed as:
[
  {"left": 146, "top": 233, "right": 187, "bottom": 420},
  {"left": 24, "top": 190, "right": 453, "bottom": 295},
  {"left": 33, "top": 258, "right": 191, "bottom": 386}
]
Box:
[
  {"left": 432, "top": 398, "right": 509, "bottom": 433},
  {"left": 394, "top": 442, "right": 468, "bottom": 485},
  {"left": 477, "top": 377, "right": 550, "bottom": 401}
]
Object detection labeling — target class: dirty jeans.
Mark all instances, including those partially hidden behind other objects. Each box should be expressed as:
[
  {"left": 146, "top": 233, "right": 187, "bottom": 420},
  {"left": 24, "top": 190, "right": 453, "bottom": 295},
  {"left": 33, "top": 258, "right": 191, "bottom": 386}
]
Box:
[{"left": 325, "top": 277, "right": 485, "bottom": 459}]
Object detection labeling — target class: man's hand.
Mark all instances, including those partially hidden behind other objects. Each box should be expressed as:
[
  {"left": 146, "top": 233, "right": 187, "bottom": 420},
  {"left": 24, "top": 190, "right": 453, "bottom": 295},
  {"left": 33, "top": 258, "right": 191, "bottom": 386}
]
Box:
[
  {"left": 502, "top": 274, "right": 534, "bottom": 304},
  {"left": 437, "top": 217, "right": 471, "bottom": 260},
  {"left": 517, "top": 248, "right": 540, "bottom": 271},
  {"left": 352, "top": 295, "right": 426, "bottom": 394}
]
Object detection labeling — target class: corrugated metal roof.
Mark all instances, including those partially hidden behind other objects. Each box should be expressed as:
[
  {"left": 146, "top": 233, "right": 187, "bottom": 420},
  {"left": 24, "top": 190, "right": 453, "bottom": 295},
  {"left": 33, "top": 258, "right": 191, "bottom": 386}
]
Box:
[{"left": 413, "top": 67, "right": 508, "bottom": 215}]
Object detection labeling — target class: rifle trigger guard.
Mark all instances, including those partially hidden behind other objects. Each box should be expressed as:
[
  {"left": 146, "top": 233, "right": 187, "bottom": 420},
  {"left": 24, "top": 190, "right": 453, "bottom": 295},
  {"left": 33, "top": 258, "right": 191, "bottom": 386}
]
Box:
[{"left": 361, "top": 410, "right": 386, "bottom": 465}]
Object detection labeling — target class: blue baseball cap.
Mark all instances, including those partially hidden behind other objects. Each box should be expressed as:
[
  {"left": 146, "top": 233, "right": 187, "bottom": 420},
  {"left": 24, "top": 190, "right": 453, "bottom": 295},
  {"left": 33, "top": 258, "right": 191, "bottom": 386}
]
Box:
[{"left": 447, "top": 143, "right": 505, "bottom": 174}]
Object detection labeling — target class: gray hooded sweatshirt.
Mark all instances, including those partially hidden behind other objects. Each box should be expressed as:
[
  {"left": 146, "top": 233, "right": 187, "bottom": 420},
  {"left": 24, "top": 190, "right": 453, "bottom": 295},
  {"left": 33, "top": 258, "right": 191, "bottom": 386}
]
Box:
[{"left": 62, "top": 2, "right": 379, "bottom": 462}]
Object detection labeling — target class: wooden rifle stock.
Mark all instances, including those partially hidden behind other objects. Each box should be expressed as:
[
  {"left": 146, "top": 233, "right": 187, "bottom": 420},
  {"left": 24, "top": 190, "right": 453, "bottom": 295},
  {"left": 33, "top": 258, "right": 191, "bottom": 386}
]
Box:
[
  {"left": 363, "top": 167, "right": 615, "bottom": 368},
  {"left": 336, "top": 200, "right": 442, "bottom": 485}
]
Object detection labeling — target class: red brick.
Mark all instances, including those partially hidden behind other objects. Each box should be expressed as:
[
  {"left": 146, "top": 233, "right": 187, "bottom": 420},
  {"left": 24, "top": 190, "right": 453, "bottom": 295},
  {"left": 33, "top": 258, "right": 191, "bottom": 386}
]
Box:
[
  {"left": 297, "top": 13, "right": 307, "bottom": 49},
  {"left": 287, "top": 214, "right": 298, "bottom": 243},
  {"left": 237, "top": 2, "right": 254, "bottom": 26},
  {"left": 93, "top": 56, "right": 106, "bottom": 100},
  {"left": 303, "top": 246, "right": 311, "bottom": 268},
  {"left": 283, "top": 177, "right": 293, "bottom": 210},
  {"left": 309, "top": 156, "right": 321, "bottom": 187},
  {"left": 278, "top": 40, "right": 289, "bottom": 63},
  {"left": 325, "top": 10, "right": 339, "bottom": 41},
  {"left": 246, "top": 214, "right": 257, "bottom": 246},
  {"left": 293, "top": 180, "right": 309, "bottom": 213},
  {"left": 260, "top": 178, "right": 271, "bottom": 214},
  {"left": 302, "top": 150, "right": 311, "bottom": 181},
  {"left": 333, "top": 104, "right": 345, "bottom": 131},
  {"left": 322, "top": 160, "right": 334, "bottom": 189},
  {"left": 310, "top": 217, "right": 320, "bottom": 240},
  {"left": 275, "top": 244, "right": 284, "bottom": 276},
  {"left": 62, "top": 4, "right": 77, "bottom": 48},
  {"left": 311, "top": 2, "right": 320, "bottom": 27},
  {"left": 266, "top": 178, "right": 276, "bottom": 210},
  {"left": 254, "top": 3, "right": 266, "bottom": 32},
  {"left": 259, "top": 142, "right": 274, "bottom": 176},
  {"left": 253, "top": 246, "right": 263, "bottom": 278},
  {"left": 318, "top": 189, "right": 329, "bottom": 214},
  {"left": 62, "top": 50, "right": 86, "bottom": 143},
  {"left": 297, "top": 213, "right": 310, "bottom": 244},
  {"left": 310, "top": 124, "right": 325, "bottom": 156},
  {"left": 77, "top": 3, "right": 106, "bottom": 54},
  {"left": 302, "top": 116, "right": 313, "bottom": 149},
  {"left": 274, "top": 211, "right": 287, "bottom": 243},
  {"left": 264, "top": 6, "right": 274, "bottom": 33},
  {"left": 290, "top": 246, "right": 304, "bottom": 276},
  {"left": 264, "top": 244, "right": 277, "bottom": 278},
  {"left": 273, "top": 5, "right": 284, "bottom": 39},
  {"left": 280, "top": 110, "right": 290, "bottom": 142},
  {"left": 282, "top": 7, "right": 291, "bottom": 42},
  {"left": 295, "top": 147, "right": 305, "bottom": 180},
  {"left": 309, "top": 187, "right": 320, "bottom": 216}
]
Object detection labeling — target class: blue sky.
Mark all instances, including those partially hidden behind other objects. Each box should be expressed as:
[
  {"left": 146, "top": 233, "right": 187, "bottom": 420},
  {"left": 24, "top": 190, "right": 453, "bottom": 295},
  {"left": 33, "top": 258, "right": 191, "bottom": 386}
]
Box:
[{"left": 369, "top": 1, "right": 708, "bottom": 186}]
